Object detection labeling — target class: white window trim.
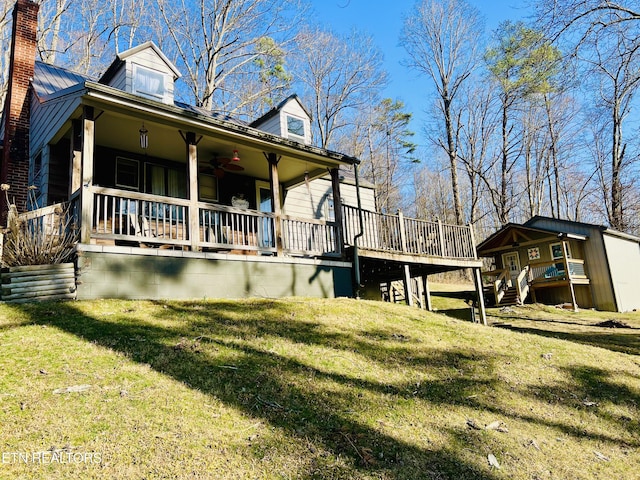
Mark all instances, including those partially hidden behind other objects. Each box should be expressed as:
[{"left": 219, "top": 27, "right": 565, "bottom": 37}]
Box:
[
  {"left": 132, "top": 63, "right": 168, "bottom": 101},
  {"left": 285, "top": 114, "right": 306, "bottom": 142},
  {"left": 550, "top": 241, "right": 571, "bottom": 260}
]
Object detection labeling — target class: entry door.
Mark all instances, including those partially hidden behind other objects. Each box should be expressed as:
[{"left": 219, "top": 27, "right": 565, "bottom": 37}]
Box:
[
  {"left": 502, "top": 252, "right": 521, "bottom": 286},
  {"left": 255, "top": 181, "right": 274, "bottom": 248}
]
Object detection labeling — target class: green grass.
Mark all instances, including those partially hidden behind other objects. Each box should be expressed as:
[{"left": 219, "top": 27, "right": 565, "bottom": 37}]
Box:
[{"left": 0, "top": 293, "right": 638, "bottom": 479}]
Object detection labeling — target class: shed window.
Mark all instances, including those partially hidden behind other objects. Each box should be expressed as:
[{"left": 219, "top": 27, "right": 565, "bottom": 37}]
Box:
[{"left": 549, "top": 242, "right": 571, "bottom": 277}]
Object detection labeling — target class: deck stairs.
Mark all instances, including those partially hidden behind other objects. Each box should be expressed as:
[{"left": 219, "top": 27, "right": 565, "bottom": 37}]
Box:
[
  {"left": 497, "top": 286, "right": 519, "bottom": 306},
  {"left": 381, "top": 280, "right": 424, "bottom": 308}
]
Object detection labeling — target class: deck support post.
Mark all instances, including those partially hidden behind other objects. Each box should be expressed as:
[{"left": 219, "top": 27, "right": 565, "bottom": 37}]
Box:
[
  {"left": 185, "top": 131, "right": 200, "bottom": 252},
  {"left": 402, "top": 264, "right": 413, "bottom": 307},
  {"left": 266, "top": 153, "right": 283, "bottom": 256},
  {"left": 79, "top": 106, "right": 94, "bottom": 244},
  {"left": 329, "top": 168, "right": 344, "bottom": 258},
  {"left": 473, "top": 267, "right": 487, "bottom": 325},
  {"left": 422, "top": 275, "right": 433, "bottom": 311}
]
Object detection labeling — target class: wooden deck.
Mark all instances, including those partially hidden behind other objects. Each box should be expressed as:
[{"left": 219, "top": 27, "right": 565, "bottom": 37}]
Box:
[
  {"left": 341, "top": 205, "right": 482, "bottom": 277},
  {"left": 22, "top": 189, "right": 480, "bottom": 266}
]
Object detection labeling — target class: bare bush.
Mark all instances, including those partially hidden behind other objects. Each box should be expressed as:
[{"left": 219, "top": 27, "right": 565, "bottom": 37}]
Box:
[{"left": 2, "top": 186, "right": 78, "bottom": 267}]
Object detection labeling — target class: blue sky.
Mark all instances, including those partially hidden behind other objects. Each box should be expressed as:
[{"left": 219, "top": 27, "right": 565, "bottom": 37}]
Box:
[{"left": 307, "top": 0, "right": 532, "bottom": 149}]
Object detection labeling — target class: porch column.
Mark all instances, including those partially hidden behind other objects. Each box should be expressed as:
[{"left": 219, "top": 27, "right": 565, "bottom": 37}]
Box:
[
  {"left": 185, "top": 131, "right": 200, "bottom": 251},
  {"left": 402, "top": 264, "right": 413, "bottom": 307},
  {"left": 473, "top": 267, "right": 487, "bottom": 326},
  {"left": 69, "top": 119, "right": 82, "bottom": 197},
  {"left": 266, "top": 153, "right": 283, "bottom": 256},
  {"left": 79, "top": 106, "right": 94, "bottom": 244},
  {"left": 329, "top": 167, "right": 344, "bottom": 258}
]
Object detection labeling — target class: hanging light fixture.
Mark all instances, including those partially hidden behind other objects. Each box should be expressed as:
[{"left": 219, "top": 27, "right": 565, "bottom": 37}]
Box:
[
  {"left": 139, "top": 123, "right": 149, "bottom": 149},
  {"left": 231, "top": 149, "right": 240, "bottom": 162}
]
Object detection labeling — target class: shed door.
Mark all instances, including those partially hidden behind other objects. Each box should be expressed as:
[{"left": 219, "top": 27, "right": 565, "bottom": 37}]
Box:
[{"left": 502, "top": 252, "right": 521, "bottom": 286}]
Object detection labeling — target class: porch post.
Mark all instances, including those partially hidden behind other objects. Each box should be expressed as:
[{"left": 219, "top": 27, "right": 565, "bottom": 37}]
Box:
[
  {"left": 402, "top": 264, "right": 413, "bottom": 307},
  {"left": 69, "top": 119, "right": 82, "bottom": 197},
  {"left": 473, "top": 267, "right": 487, "bottom": 325},
  {"left": 329, "top": 168, "right": 344, "bottom": 257},
  {"left": 185, "top": 131, "right": 200, "bottom": 251},
  {"left": 266, "top": 153, "right": 283, "bottom": 255},
  {"left": 79, "top": 106, "right": 94, "bottom": 244}
]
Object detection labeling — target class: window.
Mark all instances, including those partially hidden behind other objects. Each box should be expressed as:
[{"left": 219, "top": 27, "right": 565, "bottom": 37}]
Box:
[
  {"left": 326, "top": 197, "right": 335, "bottom": 221},
  {"left": 145, "top": 163, "right": 187, "bottom": 198},
  {"left": 286, "top": 115, "right": 305, "bottom": 139},
  {"left": 133, "top": 64, "right": 166, "bottom": 100},
  {"left": 116, "top": 157, "right": 139, "bottom": 190},
  {"left": 549, "top": 242, "right": 571, "bottom": 276},
  {"left": 199, "top": 174, "right": 218, "bottom": 202}
]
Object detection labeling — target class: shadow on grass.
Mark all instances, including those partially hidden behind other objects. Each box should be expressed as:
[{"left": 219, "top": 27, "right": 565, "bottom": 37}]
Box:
[
  {"left": 11, "top": 299, "right": 639, "bottom": 477},
  {"left": 14, "top": 300, "right": 501, "bottom": 480},
  {"left": 494, "top": 323, "right": 640, "bottom": 356}
]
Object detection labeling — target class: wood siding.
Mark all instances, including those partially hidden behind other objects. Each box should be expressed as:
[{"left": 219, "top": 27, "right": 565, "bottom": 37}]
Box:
[
  {"left": 284, "top": 178, "right": 375, "bottom": 219},
  {"left": 30, "top": 91, "right": 81, "bottom": 157},
  {"left": 602, "top": 234, "right": 640, "bottom": 311},
  {"left": 526, "top": 218, "right": 617, "bottom": 310}
]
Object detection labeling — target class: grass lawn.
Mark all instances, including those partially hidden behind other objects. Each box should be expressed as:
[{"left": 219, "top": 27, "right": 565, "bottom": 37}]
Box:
[{"left": 0, "top": 291, "right": 638, "bottom": 479}]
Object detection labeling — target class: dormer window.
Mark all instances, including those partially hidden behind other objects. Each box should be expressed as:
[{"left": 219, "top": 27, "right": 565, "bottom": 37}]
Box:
[
  {"left": 133, "top": 64, "right": 167, "bottom": 100},
  {"left": 286, "top": 115, "right": 305, "bottom": 141}
]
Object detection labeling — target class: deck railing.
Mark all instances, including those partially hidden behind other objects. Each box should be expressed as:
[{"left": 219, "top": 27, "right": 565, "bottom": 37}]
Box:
[
  {"left": 22, "top": 189, "right": 476, "bottom": 261},
  {"left": 342, "top": 205, "right": 476, "bottom": 259},
  {"left": 282, "top": 215, "right": 338, "bottom": 256},
  {"left": 89, "top": 188, "right": 339, "bottom": 256},
  {"left": 528, "top": 258, "right": 587, "bottom": 283},
  {"left": 92, "top": 187, "right": 190, "bottom": 247}
]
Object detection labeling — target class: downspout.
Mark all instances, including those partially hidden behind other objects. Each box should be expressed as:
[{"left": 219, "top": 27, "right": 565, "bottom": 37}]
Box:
[{"left": 353, "top": 162, "right": 365, "bottom": 297}]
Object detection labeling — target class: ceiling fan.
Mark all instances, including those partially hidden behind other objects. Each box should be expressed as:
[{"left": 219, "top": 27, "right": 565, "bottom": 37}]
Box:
[{"left": 199, "top": 152, "right": 244, "bottom": 178}]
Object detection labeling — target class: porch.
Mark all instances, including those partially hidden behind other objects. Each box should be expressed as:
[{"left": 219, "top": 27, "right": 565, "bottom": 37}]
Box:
[
  {"left": 483, "top": 257, "right": 591, "bottom": 310},
  {"left": 83, "top": 187, "right": 340, "bottom": 257}
]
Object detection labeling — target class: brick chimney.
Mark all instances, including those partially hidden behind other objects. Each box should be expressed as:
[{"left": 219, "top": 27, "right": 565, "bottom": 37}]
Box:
[{"left": 1, "top": 0, "right": 39, "bottom": 221}]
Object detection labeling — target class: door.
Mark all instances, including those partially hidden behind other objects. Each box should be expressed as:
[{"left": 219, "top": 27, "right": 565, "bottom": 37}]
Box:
[
  {"left": 255, "top": 181, "right": 274, "bottom": 248},
  {"left": 502, "top": 252, "right": 521, "bottom": 287}
]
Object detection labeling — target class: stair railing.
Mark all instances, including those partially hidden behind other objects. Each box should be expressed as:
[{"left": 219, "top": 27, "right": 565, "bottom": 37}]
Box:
[
  {"left": 494, "top": 269, "right": 508, "bottom": 304},
  {"left": 515, "top": 265, "right": 530, "bottom": 304}
]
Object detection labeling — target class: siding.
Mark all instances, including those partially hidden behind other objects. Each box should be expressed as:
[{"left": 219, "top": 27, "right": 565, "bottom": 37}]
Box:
[
  {"left": 256, "top": 115, "right": 281, "bottom": 137},
  {"left": 602, "top": 234, "right": 640, "bottom": 311},
  {"left": 526, "top": 217, "right": 617, "bottom": 310},
  {"left": 30, "top": 92, "right": 82, "bottom": 155},
  {"left": 283, "top": 178, "right": 376, "bottom": 220}
]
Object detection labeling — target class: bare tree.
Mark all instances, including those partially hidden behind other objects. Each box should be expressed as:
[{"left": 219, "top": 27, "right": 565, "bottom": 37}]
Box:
[
  {"left": 400, "top": 0, "right": 483, "bottom": 225},
  {"left": 484, "top": 21, "right": 561, "bottom": 225},
  {"left": 292, "top": 27, "right": 387, "bottom": 150},
  {"left": 457, "top": 83, "right": 498, "bottom": 226},
  {"left": 536, "top": 0, "right": 640, "bottom": 231},
  {"left": 155, "top": 0, "right": 302, "bottom": 115}
]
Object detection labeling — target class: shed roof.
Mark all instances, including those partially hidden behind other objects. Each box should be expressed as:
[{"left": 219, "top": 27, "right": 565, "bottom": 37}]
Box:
[{"left": 477, "top": 222, "right": 586, "bottom": 256}]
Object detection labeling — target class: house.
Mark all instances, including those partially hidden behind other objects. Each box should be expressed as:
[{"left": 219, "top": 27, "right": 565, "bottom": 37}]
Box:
[
  {"left": 477, "top": 215, "right": 640, "bottom": 312},
  {"left": 0, "top": 0, "right": 486, "bottom": 320}
]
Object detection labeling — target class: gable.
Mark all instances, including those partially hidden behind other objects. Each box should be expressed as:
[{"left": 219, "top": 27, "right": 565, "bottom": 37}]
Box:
[
  {"left": 250, "top": 94, "right": 312, "bottom": 145},
  {"left": 99, "top": 41, "right": 180, "bottom": 105}
]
